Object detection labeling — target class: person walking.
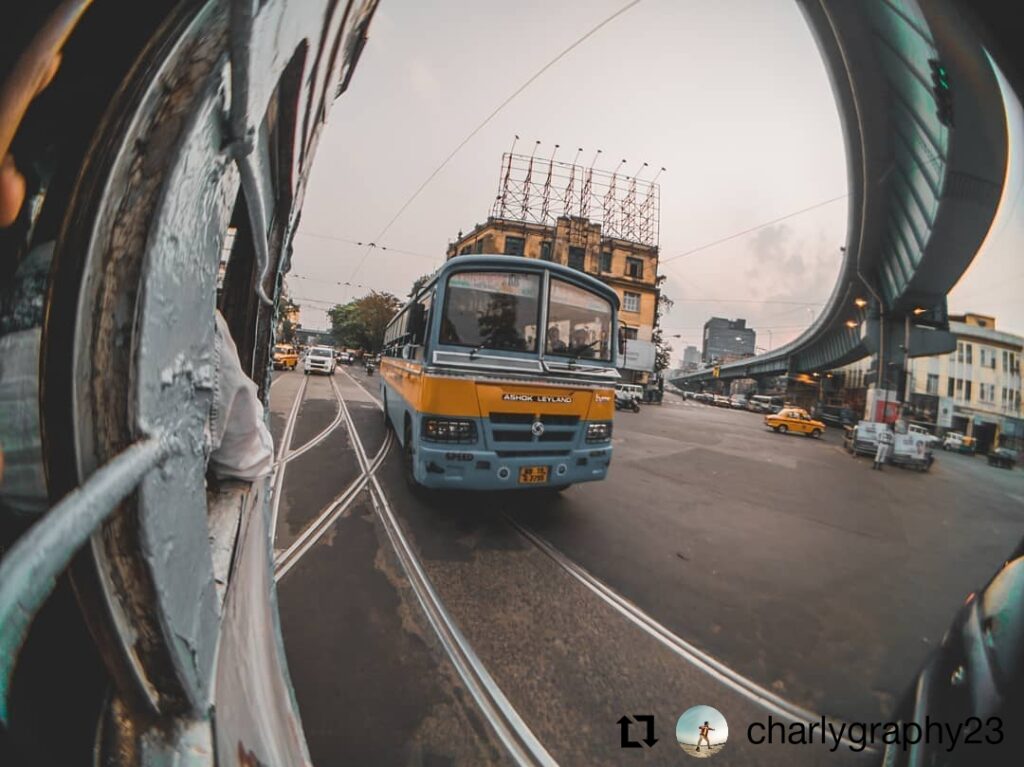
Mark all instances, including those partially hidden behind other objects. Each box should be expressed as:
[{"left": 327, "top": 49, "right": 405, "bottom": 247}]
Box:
[
  {"left": 873, "top": 424, "right": 894, "bottom": 470},
  {"left": 696, "top": 721, "right": 715, "bottom": 752}
]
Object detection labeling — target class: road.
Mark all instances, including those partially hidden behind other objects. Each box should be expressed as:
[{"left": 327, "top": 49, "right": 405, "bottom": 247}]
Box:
[{"left": 267, "top": 369, "right": 1024, "bottom": 766}]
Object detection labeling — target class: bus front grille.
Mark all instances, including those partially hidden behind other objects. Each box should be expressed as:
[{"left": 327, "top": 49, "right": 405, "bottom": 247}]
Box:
[{"left": 486, "top": 412, "right": 581, "bottom": 451}]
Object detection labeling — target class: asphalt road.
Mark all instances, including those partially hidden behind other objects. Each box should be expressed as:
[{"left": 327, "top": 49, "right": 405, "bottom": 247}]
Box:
[{"left": 268, "top": 369, "right": 1024, "bottom": 766}]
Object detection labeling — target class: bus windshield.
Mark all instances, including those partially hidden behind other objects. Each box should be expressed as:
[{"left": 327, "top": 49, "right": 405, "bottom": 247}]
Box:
[
  {"left": 545, "top": 277, "right": 613, "bottom": 361},
  {"left": 440, "top": 271, "right": 540, "bottom": 352}
]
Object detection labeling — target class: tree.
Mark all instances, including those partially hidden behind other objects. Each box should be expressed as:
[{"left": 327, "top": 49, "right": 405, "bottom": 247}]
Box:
[
  {"left": 408, "top": 272, "right": 434, "bottom": 298},
  {"left": 652, "top": 279, "right": 674, "bottom": 373},
  {"left": 328, "top": 290, "right": 402, "bottom": 352}
]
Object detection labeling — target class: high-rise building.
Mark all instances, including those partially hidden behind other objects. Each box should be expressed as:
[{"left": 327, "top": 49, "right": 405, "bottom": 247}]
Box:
[
  {"left": 680, "top": 345, "right": 701, "bottom": 372},
  {"left": 702, "top": 318, "right": 755, "bottom": 364}
]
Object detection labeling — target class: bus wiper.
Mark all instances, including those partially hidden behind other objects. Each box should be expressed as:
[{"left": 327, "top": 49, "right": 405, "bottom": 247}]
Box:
[
  {"left": 567, "top": 339, "right": 602, "bottom": 367},
  {"left": 468, "top": 338, "right": 495, "bottom": 359}
]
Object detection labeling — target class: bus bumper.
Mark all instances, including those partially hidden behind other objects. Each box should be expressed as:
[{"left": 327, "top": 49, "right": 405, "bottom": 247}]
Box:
[{"left": 413, "top": 445, "right": 613, "bottom": 490}]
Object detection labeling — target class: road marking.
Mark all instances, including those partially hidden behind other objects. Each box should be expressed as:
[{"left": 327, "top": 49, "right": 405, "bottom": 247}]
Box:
[
  {"left": 269, "top": 374, "right": 308, "bottom": 544},
  {"left": 337, "top": 377, "right": 557, "bottom": 767},
  {"left": 507, "top": 518, "right": 875, "bottom": 752}
]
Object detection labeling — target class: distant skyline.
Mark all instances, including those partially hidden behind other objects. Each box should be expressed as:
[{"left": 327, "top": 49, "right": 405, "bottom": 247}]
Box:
[{"left": 289, "top": 0, "right": 1023, "bottom": 350}]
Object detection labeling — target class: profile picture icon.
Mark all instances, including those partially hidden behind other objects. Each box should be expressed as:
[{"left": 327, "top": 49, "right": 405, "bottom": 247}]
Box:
[{"left": 677, "top": 704, "right": 728, "bottom": 758}]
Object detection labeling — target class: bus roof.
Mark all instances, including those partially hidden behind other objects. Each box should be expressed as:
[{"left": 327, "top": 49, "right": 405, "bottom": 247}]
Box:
[{"left": 422, "top": 254, "right": 621, "bottom": 307}]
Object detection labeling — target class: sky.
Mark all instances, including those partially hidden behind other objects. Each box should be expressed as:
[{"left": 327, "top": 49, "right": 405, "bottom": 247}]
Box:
[
  {"left": 676, "top": 704, "right": 729, "bottom": 746},
  {"left": 288, "top": 0, "right": 1023, "bottom": 360}
]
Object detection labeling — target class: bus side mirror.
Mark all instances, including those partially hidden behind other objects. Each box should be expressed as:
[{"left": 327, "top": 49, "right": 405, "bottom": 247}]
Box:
[
  {"left": 618, "top": 327, "right": 626, "bottom": 355},
  {"left": 408, "top": 302, "right": 426, "bottom": 344}
]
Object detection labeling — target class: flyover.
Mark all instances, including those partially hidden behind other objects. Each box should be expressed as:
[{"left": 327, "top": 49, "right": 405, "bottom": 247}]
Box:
[{"left": 672, "top": 0, "right": 1009, "bottom": 391}]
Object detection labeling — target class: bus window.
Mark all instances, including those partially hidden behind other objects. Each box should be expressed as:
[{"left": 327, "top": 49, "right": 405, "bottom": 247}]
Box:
[
  {"left": 545, "top": 278, "right": 613, "bottom": 360},
  {"left": 440, "top": 271, "right": 539, "bottom": 352}
]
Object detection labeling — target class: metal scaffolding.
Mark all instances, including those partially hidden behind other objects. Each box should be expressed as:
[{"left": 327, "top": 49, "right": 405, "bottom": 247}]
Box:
[{"left": 491, "top": 144, "right": 662, "bottom": 247}]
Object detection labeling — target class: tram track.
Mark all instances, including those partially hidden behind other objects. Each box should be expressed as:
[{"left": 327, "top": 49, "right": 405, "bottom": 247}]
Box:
[
  {"left": 318, "top": 368, "right": 874, "bottom": 759},
  {"left": 505, "top": 515, "right": 876, "bottom": 753},
  {"left": 332, "top": 370, "right": 558, "bottom": 767},
  {"left": 269, "top": 373, "right": 308, "bottom": 540}
]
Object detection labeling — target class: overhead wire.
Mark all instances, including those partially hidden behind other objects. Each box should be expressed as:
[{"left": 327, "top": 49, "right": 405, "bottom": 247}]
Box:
[{"left": 345, "top": 0, "right": 646, "bottom": 281}]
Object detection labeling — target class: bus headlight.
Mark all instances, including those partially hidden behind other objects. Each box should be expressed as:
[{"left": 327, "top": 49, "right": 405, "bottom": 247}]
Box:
[
  {"left": 585, "top": 422, "right": 612, "bottom": 443},
  {"left": 422, "top": 417, "right": 477, "bottom": 443}
]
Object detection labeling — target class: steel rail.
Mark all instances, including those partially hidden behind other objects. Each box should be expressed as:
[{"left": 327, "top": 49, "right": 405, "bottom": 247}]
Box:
[
  {"left": 0, "top": 436, "right": 170, "bottom": 723},
  {"left": 507, "top": 517, "right": 878, "bottom": 753},
  {"left": 268, "top": 374, "right": 308, "bottom": 542},
  {"left": 273, "top": 425, "right": 392, "bottom": 579},
  {"left": 272, "top": 378, "right": 345, "bottom": 469},
  {"left": 336, "top": 386, "right": 557, "bottom": 767}
]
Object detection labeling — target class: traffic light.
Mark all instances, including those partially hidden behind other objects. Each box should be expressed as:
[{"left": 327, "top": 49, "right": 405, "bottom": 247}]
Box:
[
  {"left": 928, "top": 58, "right": 954, "bottom": 128},
  {"left": 713, "top": 365, "right": 721, "bottom": 378}
]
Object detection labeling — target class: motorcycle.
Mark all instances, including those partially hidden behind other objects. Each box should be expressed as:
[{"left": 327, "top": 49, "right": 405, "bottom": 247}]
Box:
[
  {"left": 365, "top": 361, "right": 375, "bottom": 376},
  {"left": 615, "top": 393, "right": 640, "bottom": 413}
]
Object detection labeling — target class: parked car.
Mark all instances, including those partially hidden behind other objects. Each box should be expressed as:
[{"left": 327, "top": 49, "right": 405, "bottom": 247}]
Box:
[
  {"left": 765, "top": 407, "right": 826, "bottom": 438},
  {"left": 712, "top": 395, "right": 731, "bottom": 407},
  {"left": 272, "top": 344, "right": 298, "bottom": 370},
  {"left": 748, "top": 394, "right": 785, "bottom": 414},
  {"left": 304, "top": 345, "right": 337, "bottom": 375},
  {"left": 682, "top": 390, "right": 696, "bottom": 400},
  {"left": 729, "top": 395, "right": 749, "bottom": 409},
  {"left": 987, "top": 447, "right": 1017, "bottom": 469}
]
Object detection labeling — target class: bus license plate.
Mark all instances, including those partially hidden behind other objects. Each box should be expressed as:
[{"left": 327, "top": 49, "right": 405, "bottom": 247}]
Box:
[{"left": 518, "top": 466, "right": 549, "bottom": 485}]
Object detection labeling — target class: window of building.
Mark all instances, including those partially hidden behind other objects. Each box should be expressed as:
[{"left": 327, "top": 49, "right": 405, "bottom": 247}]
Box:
[
  {"left": 474, "top": 239, "right": 485, "bottom": 254},
  {"left": 459, "top": 245, "right": 471, "bottom": 255},
  {"left": 980, "top": 383, "right": 994, "bottom": 402},
  {"left": 626, "top": 257, "right": 643, "bottom": 278},
  {"left": 964, "top": 380, "right": 972, "bottom": 401},
  {"left": 947, "top": 378, "right": 955, "bottom": 397},
  {"left": 956, "top": 378, "right": 963, "bottom": 395},
  {"left": 980, "top": 348, "right": 986, "bottom": 367},
  {"left": 503, "top": 236, "right": 525, "bottom": 256},
  {"left": 926, "top": 374, "right": 939, "bottom": 395},
  {"left": 599, "top": 251, "right": 612, "bottom": 272},
  {"left": 957, "top": 343, "right": 964, "bottom": 363},
  {"left": 623, "top": 291, "right": 640, "bottom": 313},
  {"left": 965, "top": 344, "right": 973, "bottom": 365},
  {"left": 568, "top": 246, "right": 586, "bottom": 271},
  {"left": 540, "top": 240, "right": 553, "bottom": 261},
  {"left": 623, "top": 326, "right": 638, "bottom": 340}
]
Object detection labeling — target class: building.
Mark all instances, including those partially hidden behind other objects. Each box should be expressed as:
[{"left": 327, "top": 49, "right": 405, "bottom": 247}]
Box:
[
  {"left": 702, "top": 317, "right": 755, "bottom": 364},
  {"left": 447, "top": 218, "right": 661, "bottom": 384},
  {"left": 906, "top": 313, "right": 1023, "bottom": 451},
  {"left": 680, "top": 345, "right": 701, "bottom": 372},
  {"left": 447, "top": 148, "right": 664, "bottom": 384},
  {"left": 834, "top": 312, "right": 1023, "bottom": 452}
]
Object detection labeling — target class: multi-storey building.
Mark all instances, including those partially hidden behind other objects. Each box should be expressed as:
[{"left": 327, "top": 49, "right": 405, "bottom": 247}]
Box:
[
  {"left": 446, "top": 216, "right": 660, "bottom": 382},
  {"left": 835, "top": 313, "right": 1023, "bottom": 452},
  {"left": 701, "top": 317, "right": 756, "bottom": 364}
]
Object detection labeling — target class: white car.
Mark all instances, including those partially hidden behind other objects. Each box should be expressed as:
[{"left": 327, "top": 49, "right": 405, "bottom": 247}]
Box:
[
  {"left": 907, "top": 423, "right": 940, "bottom": 446},
  {"left": 304, "top": 346, "right": 337, "bottom": 375}
]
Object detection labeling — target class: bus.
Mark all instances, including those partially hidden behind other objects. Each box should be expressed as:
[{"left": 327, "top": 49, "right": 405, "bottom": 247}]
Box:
[{"left": 381, "top": 255, "right": 620, "bottom": 491}]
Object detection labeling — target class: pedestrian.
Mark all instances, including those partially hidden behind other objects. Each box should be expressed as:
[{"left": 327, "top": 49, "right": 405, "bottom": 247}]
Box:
[
  {"left": 873, "top": 424, "right": 894, "bottom": 470},
  {"left": 696, "top": 721, "right": 715, "bottom": 752}
]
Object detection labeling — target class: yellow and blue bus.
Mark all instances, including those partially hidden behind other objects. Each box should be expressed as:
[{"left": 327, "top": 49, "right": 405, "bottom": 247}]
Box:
[{"left": 381, "top": 255, "right": 619, "bottom": 491}]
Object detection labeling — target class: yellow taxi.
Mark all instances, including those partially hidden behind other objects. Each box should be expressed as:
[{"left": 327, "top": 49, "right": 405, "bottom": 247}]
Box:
[
  {"left": 272, "top": 344, "right": 299, "bottom": 370},
  {"left": 764, "top": 407, "right": 826, "bottom": 438}
]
